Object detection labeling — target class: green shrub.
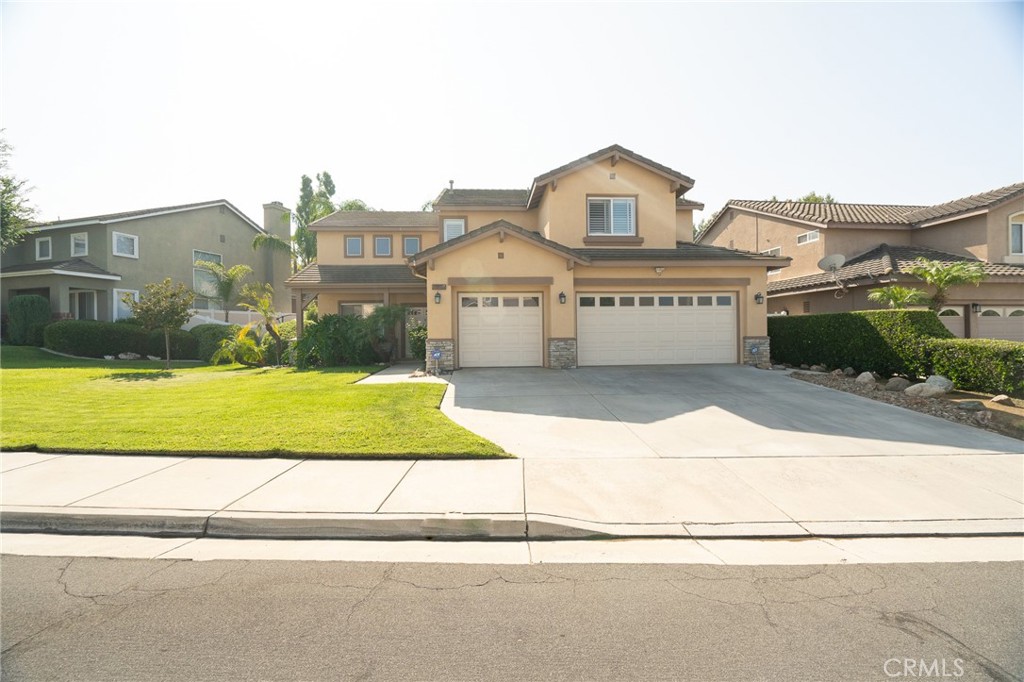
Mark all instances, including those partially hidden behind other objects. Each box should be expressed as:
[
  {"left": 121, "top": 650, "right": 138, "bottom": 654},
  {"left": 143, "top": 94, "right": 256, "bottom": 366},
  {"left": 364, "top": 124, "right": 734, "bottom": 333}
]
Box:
[
  {"left": 768, "top": 310, "right": 953, "bottom": 377},
  {"left": 189, "top": 323, "right": 240, "bottom": 363},
  {"left": 408, "top": 323, "right": 427, "bottom": 361},
  {"left": 278, "top": 319, "right": 297, "bottom": 342},
  {"left": 293, "top": 314, "right": 375, "bottom": 368},
  {"left": 147, "top": 329, "right": 199, "bottom": 360},
  {"left": 926, "top": 338, "right": 1024, "bottom": 396},
  {"left": 7, "top": 295, "right": 52, "bottom": 346},
  {"left": 43, "top": 320, "right": 148, "bottom": 357}
]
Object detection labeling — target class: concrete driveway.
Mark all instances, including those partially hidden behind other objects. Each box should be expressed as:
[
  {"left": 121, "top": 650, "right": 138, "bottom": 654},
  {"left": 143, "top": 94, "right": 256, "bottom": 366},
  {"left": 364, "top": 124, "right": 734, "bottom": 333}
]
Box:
[{"left": 441, "top": 365, "right": 1024, "bottom": 458}]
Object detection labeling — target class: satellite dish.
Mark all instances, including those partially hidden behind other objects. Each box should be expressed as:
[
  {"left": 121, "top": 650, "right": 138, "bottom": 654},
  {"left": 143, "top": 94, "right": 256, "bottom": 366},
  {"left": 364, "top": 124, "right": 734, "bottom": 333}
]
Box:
[{"left": 817, "top": 254, "right": 846, "bottom": 273}]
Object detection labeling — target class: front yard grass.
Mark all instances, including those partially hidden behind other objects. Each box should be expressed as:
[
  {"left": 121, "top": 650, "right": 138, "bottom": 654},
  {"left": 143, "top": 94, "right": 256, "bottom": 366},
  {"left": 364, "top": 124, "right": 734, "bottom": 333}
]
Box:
[{"left": 0, "top": 347, "right": 506, "bottom": 458}]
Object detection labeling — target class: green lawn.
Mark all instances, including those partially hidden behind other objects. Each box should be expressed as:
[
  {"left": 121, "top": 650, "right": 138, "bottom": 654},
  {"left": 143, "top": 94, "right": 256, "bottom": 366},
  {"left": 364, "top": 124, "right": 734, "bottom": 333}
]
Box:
[{"left": 0, "top": 347, "right": 506, "bottom": 458}]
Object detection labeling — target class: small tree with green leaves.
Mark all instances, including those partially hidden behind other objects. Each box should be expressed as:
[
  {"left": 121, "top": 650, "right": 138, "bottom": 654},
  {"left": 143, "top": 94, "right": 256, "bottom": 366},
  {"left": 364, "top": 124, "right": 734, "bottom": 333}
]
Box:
[
  {"left": 124, "top": 279, "right": 195, "bottom": 369},
  {"left": 1, "top": 133, "right": 35, "bottom": 253},
  {"left": 193, "top": 260, "right": 253, "bottom": 321},
  {"left": 909, "top": 259, "right": 986, "bottom": 312},
  {"left": 867, "top": 285, "right": 929, "bottom": 310}
]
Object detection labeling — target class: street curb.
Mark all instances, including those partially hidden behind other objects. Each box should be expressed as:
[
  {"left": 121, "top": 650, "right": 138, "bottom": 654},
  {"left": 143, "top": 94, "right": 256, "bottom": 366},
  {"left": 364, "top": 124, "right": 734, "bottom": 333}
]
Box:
[
  {"left": 206, "top": 512, "right": 527, "bottom": 540},
  {"left": 0, "top": 506, "right": 208, "bottom": 537}
]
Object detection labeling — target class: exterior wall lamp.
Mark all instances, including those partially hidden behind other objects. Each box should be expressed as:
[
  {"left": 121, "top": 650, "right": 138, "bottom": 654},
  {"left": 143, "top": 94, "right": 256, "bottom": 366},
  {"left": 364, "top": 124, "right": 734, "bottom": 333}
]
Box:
[
  {"left": 971, "top": 302, "right": 981, "bottom": 313},
  {"left": 434, "top": 292, "right": 442, "bottom": 304},
  {"left": 754, "top": 292, "right": 765, "bottom": 305},
  {"left": 558, "top": 291, "right": 567, "bottom": 304}
]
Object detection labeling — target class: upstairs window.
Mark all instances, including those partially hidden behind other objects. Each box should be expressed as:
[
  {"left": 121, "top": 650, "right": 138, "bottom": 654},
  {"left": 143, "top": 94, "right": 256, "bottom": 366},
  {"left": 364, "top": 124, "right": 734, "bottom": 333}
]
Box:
[
  {"left": 1011, "top": 218, "right": 1023, "bottom": 255},
  {"left": 345, "top": 236, "right": 363, "bottom": 257},
  {"left": 587, "top": 197, "right": 635, "bottom": 236},
  {"left": 796, "top": 230, "right": 819, "bottom": 245},
  {"left": 71, "top": 233, "right": 88, "bottom": 257},
  {"left": 113, "top": 231, "right": 139, "bottom": 258},
  {"left": 761, "top": 246, "right": 782, "bottom": 275},
  {"left": 35, "top": 237, "right": 52, "bottom": 261},
  {"left": 374, "top": 236, "right": 392, "bottom": 257},
  {"left": 403, "top": 236, "right": 421, "bottom": 256},
  {"left": 193, "top": 250, "right": 223, "bottom": 299},
  {"left": 443, "top": 219, "right": 465, "bottom": 242}
]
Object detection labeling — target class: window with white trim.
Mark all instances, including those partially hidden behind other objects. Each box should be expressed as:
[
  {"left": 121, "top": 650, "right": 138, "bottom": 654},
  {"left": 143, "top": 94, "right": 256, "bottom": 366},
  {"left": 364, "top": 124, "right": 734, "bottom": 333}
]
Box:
[
  {"left": 112, "top": 231, "right": 139, "bottom": 258},
  {"left": 587, "top": 197, "right": 636, "bottom": 236},
  {"left": 403, "top": 235, "right": 421, "bottom": 256},
  {"left": 192, "top": 250, "right": 223, "bottom": 300},
  {"left": 796, "top": 230, "right": 819, "bottom": 245},
  {"left": 345, "top": 236, "right": 363, "bottom": 257},
  {"left": 113, "top": 289, "right": 139, "bottom": 321},
  {"left": 35, "top": 237, "right": 52, "bottom": 261},
  {"left": 443, "top": 219, "right": 465, "bottom": 242},
  {"left": 71, "top": 233, "right": 88, "bottom": 257},
  {"left": 761, "top": 246, "right": 782, "bottom": 275},
  {"left": 374, "top": 236, "right": 392, "bottom": 257},
  {"left": 1011, "top": 216, "right": 1023, "bottom": 255}
]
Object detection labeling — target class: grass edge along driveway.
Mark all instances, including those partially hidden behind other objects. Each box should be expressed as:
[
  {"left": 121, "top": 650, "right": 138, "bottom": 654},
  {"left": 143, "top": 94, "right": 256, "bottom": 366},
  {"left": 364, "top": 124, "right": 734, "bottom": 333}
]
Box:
[{"left": 0, "top": 347, "right": 506, "bottom": 459}]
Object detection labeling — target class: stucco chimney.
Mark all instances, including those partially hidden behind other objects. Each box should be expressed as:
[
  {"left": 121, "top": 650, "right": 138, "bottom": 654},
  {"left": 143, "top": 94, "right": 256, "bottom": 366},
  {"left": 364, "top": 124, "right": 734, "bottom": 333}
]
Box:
[
  {"left": 261, "top": 201, "right": 293, "bottom": 313},
  {"left": 262, "top": 201, "right": 291, "bottom": 241}
]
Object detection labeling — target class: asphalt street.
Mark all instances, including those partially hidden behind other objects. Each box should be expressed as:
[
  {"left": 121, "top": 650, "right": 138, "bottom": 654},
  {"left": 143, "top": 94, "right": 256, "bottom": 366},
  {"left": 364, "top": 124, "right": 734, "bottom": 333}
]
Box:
[{"left": 2, "top": 555, "right": 1021, "bottom": 681}]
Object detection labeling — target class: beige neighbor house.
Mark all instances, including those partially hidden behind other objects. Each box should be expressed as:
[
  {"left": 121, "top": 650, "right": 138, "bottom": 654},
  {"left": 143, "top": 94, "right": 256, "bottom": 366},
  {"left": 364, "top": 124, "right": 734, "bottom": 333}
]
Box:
[
  {"left": 286, "top": 145, "right": 788, "bottom": 370},
  {"left": 696, "top": 183, "right": 1024, "bottom": 341},
  {"left": 1, "top": 201, "right": 292, "bottom": 323}
]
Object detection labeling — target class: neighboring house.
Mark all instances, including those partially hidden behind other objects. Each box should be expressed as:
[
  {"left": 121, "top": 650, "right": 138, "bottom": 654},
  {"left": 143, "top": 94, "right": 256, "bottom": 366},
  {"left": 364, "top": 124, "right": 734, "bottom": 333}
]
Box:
[
  {"left": 1, "top": 200, "right": 292, "bottom": 323},
  {"left": 286, "top": 144, "right": 787, "bottom": 369},
  {"left": 696, "top": 184, "right": 1024, "bottom": 341}
]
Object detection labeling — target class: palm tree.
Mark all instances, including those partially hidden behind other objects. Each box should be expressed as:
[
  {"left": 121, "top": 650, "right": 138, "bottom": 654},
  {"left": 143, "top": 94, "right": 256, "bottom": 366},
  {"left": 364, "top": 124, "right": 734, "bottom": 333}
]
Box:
[
  {"left": 193, "top": 261, "right": 253, "bottom": 321},
  {"left": 251, "top": 233, "right": 301, "bottom": 274},
  {"left": 240, "top": 282, "right": 283, "bottom": 365},
  {"left": 866, "top": 285, "right": 929, "bottom": 309},
  {"left": 908, "top": 258, "right": 986, "bottom": 312}
]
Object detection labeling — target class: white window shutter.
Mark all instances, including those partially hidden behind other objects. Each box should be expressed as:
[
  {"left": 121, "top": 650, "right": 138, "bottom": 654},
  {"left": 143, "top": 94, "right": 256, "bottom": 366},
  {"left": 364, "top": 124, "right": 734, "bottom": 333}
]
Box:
[
  {"left": 611, "top": 199, "right": 634, "bottom": 235},
  {"left": 588, "top": 200, "right": 609, "bottom": 234}
]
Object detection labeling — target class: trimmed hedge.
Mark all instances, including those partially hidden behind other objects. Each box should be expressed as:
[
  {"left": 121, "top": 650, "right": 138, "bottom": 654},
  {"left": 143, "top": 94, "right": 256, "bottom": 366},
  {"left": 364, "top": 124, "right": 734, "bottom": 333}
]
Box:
[
  {"left": 147, "top": 329, "right": 199, "bottom": 360},
  {"left": 189, "top": 323, "right": 240, "bottom": 363},
  {"left": 7, "top": 295, "right": 52, "bottom": 346},
  {"left": 927, "top": 338, "right": 1024, "bottom": 397},
  {"left": 44, "top": 320, "right": 148, "bottom": 357}
]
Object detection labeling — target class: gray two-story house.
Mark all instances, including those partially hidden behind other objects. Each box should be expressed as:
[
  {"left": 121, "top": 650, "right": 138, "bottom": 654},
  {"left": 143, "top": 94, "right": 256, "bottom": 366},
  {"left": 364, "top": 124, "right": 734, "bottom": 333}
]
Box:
[{"left": 1, "top": 200, "right": 292, "bottom": 322}]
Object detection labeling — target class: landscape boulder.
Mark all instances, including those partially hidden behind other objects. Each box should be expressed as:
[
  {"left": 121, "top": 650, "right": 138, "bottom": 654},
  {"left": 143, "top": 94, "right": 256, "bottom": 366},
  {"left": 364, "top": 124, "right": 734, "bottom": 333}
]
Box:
[
  {"left": 956, "top": 400, "right": 987, "bottom": 412},
  {"left": 924, "top": 375, "right": 954, "bottom": 393},
  {"left": 855, "top": 372, "right": 876, "bottom": 385},
  {"left": 904, "top": 383, "right": 947, "bottom": 398},
  {"left": 990, "top": 394, "right": 1014, "bottom": 406},
  {"left": 843, "top": 367, "right": 856, "bottom": 377},
  {"left": 809, "top": 364, "right": 827, "bottom": 372},
  {"left": 885, "top": 377, "right": 911, "bottom": 392}
]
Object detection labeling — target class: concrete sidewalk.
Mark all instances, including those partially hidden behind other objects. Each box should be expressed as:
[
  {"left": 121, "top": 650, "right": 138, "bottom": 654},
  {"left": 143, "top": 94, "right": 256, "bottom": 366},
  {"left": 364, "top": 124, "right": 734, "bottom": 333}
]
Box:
[{"left": 2, "top": 451, "right": 1021, "bottom": 540}]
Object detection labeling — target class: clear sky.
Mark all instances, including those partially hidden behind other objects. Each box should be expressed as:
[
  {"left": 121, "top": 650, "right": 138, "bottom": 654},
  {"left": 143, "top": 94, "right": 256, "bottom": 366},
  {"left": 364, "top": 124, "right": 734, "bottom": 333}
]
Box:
[{"left": 2, "top": 1, "right": 1021, "bottom": 229}]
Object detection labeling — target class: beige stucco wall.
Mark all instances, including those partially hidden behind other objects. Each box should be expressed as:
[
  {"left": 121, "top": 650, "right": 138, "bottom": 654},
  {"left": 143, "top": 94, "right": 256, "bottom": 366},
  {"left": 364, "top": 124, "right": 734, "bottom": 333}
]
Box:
[
  {"left": 536, "top": 158, "right": 679, "bottom": 249},
  {"left": 983, "top": 197, "right": 1024, "bottom": 263},
  {"left": 676, "top": 210, "right": 695, "bottom": 243},
  {"left": 317, "top": 230, "right": 440, "bottom": 265},
  {"left": 913, "top": 213, "right": 988, "bottom": 261},
  {"left": 316, "top": 289, "right": 427, "bottom": 314},
  {"left": 436, "top": 209, "right": 538, "bottom": 235},
  {"left": 703, "top": 211, "right": 825, "bottom": 278}
]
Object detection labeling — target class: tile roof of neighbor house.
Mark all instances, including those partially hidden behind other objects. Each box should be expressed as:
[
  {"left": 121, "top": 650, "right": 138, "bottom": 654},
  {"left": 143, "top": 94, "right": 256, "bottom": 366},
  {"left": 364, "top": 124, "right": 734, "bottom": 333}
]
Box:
[
  {"left": 433, "top": 189, "right": 531, "bottom": 208},
  {"left": 29, "top": 200, "right": 265, "bottom": 233},
  {"left": 902, "top": 182, "right": 1024, "bottom": 223},
  {"left": 285, "top": 264, "right": 423, "bottom": 286},
  {"left": 310, "top": 211, "right": 437, "bottom": 229},
  {"left": 767, "top": 243, "right": 1024, "bottom": 294},
  {"left": 0, "top": 258, "right": 121, "bottom": 278}
]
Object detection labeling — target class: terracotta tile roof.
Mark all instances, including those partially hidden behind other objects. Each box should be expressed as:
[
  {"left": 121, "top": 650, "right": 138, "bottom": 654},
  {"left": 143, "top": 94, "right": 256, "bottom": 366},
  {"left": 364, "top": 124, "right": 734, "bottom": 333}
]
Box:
[
  {"left": 728, "top": 200, "right": 923, "bottom": 226},
  {"left": 433, "top": 189, "right": 530, "bottom": 208},
  {"left": 676, "top": 198, "right": 705, "bottom": 210},
  {"left": 285, "top": 264, "right": 422, "bottom": 286},
  {"left": 767, "top": 244, "right": 1024, "bottom": 294},
  {"left": 903, "top": 182, "right": 1024, "bottom": 223},
  {"left": 310, "top": 211, "right": 436, "bottom": 229},
  {"left": 0, "top": 258, "right": 120, "bottom": 278},
  {"left": 29, "top": 200, "right": 264, "bottom": 233},
  {"left": 578, "top": 243, "right": 784, "bottom": 263}
]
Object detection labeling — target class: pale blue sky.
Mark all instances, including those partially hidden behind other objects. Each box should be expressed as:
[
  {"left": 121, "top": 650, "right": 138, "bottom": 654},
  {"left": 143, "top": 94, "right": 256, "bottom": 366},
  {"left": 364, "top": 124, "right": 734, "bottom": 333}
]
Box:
[{"left": 2, "top": 1, "right": 1021, "bottom": 228}]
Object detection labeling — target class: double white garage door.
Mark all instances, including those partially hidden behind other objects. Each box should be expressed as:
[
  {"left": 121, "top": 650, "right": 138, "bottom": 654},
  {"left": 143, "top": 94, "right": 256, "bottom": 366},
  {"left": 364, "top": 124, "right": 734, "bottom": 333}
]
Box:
[{"left": 458, "top": 291, "right": 738, "bottom": 367}]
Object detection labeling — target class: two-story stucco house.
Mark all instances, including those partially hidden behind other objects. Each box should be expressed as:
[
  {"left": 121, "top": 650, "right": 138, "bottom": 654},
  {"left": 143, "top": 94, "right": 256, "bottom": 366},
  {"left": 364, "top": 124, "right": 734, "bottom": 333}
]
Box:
[
  {"left": 696, "top": 184, "right": 1024, "bottom": 341},
  {"left": 286, "top": 145, "right": 788, "bottom": 370},
  {"left": 1, "top": 200, "right": 292, "bottom": 323}
]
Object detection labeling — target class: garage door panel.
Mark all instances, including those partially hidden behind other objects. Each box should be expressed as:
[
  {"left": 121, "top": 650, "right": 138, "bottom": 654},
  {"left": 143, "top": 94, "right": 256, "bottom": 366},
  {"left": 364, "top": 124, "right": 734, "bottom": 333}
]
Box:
[
  {"left": 577, "top": 293, "right": 736, "bottom": 366},
  {"left": 459, "top": 293, "right": 543, "bottom": 367}
]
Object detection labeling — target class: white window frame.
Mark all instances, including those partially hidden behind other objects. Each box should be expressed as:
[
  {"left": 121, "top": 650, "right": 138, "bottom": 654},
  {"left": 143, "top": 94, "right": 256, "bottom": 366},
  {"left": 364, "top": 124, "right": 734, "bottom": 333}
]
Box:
[
  {"left": 112, "top": 231, "right": 139, "bottom": 258},
  {"left": 587, "top": 197, "right": 636, "bottom": 236},
  {"left": 1010, "top": 214, "right": 1023, "bottom": 255},
  {"left": 761, "top": 246, "right": 782, "bottom": 275},
  {"left": 35, "top": 236, "right": 52, "bottom": 261},
  {"left": 71, "top": 232, "right": 88, "bottom": 257},
  {"left": 192, "top": 249, "right": 223, "bottom": 300},
  {"left": 443, "top": 219, "right": 466, "bottom": 242},
  {"left": 403, "top": 235, "right": 421, "bottom": 256},
  {"left": 374, "top": 235, "right": 392, "bottom": 257},
  {"left": 113, "top": 288, "right": 139, "bottom": 321},
  {"left": 345, "top": 236, "right": 363, "bottom": 257},
  {"left": 796, "top": 230, "right": 819, "bottom": 245}
]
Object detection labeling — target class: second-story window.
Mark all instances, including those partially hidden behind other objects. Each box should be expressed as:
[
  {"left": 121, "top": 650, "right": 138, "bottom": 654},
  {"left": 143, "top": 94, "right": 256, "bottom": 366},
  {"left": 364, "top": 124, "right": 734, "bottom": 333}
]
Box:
[
  {"left": 443, "top": 219, "right": 465, "bottom": 242},
  {"left": 588, "top": 197, "right": 635, "bottom": 236},
  {"left": 35, "top": 236, "right": 52, "bottom": 261},
  {"left": 113, "top": 231, "right": 139, "bottom": 258},
  {"left": 403, "top": 236, "right": 421, "bottom": 256},
  {"left": 796, "top": 230, "right": 819, "bottom": 245},
  {"left": 374, "top": 236, "right": 392, "bottom": 257},
  {"left": 71, "top": 233, "right": 88, "bottom": 257},
  {"left": 761, "top": 247, "right": 782, "bottom": 275},
  {"left": 1011, "top": 217, "right": 1023, "bottom": 255},
  {"left": 345, "top": 236, "right": 363, "bottom": 257}
]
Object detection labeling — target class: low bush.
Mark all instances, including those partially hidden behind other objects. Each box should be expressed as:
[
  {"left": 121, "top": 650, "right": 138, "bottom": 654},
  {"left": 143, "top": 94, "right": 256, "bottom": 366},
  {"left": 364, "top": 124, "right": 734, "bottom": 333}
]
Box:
[
  {"left": 408, "top": 322, "right": 427, "bottom": 362},
  {"left": 189, "top": 323, "right": 240, "bottom": 363},
  {"left": 6, "top": 295, "right": 52, "bottom": 346},
  {"left": 43, "top": 320, "right": 148, "bottom": 357},
  {"left": 148, "top": 329, "right": 199, "bottom": 360},
  {"left": 926, "top": 338, "right": 1024, "bottom": 397},
  {"left": 293, "top": 314, "right": 375, "bottom": 368}
]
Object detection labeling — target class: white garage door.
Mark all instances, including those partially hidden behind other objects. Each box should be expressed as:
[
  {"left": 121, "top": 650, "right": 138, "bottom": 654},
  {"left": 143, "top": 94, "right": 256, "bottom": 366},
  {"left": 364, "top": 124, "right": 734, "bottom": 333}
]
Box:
[
  {"left": 577, "top": 293, "right": 737, "bottom": 366},
  {"left": 459, "top": 293, "right": 543, "bottom": 367},
  {"left": 975, "top": 307, "right": 1024, "bottom": 342}
]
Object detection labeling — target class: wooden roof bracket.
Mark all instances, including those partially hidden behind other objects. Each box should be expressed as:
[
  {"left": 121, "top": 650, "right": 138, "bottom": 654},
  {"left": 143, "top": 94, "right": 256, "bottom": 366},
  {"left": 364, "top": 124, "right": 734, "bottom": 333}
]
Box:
[
  {"left": 566, "top": 258, "right": 574, "bottom": 271},
  {"left": 498, "top": 229, "right": 505, "bottom": 243},
  {"left": 610, "top": 153, "right": 620, "bottom": 167},
  {"left": 428, "top": 258, "right": 435, "bottom": 271},
  {"left": 550, "top": 178, "right": 557, "bottom": 192}
]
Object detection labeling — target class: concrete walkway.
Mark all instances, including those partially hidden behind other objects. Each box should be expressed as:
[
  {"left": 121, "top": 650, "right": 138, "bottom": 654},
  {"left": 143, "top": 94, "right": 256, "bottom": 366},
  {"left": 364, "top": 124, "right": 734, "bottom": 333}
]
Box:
[{"left": 2, "top": 450, "right": 1021, "bottom": 540}]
